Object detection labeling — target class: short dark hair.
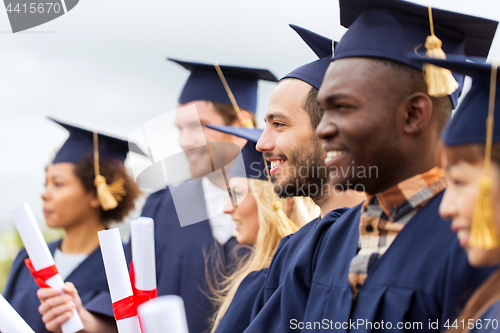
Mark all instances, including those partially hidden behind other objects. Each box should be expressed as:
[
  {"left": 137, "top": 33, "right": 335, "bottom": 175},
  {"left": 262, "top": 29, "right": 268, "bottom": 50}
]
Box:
[
  {"left": 211, "top": 102, "right": 257, "bottom": 126},
  {"left": 303, "top": 86, "right": 323, "bottom": 129},
  {"left": 369, "top": 58, "right": 452, "bottom": 131},
  {"left": 74, "top": 158, "right": 141, "bottom": 225}
]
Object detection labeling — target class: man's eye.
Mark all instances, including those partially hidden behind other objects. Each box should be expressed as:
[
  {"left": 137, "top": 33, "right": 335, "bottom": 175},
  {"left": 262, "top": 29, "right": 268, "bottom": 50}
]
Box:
[
  {"left": 452, "top": 179, "right": 466, "bottom": 187},
  {"left": 336, "top": 105, "right": 352, "bottom": 112},
  {"left": 273, "top": 122, "right": 284, "bottom": 128}
]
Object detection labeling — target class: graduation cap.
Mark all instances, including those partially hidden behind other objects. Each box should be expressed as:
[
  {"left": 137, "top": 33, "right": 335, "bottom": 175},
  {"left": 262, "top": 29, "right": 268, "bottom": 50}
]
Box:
[
  {"left": 334, "top": 0, "right": 498, "bottom": 107},
  {"left": 168, "top": 58, "right": 278, "bottom": 116},
  {"left": 50, "top": 117, "right": 145, "bottom": 164},
  {"left": 49, "top": 117, "right": 146, "bottom": 211},
  {"left": 409, "top": 54, "right": 500, "bottom": 249},
  {"left": 281, "top": 24, "right": 338, "bottom": 90},
  {"left": 205, "top": 125, "right": 267, "bottom": 181}
]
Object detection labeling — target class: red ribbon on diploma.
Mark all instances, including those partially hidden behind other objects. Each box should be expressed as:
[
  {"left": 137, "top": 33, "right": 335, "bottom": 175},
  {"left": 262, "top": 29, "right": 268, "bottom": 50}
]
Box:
[
  {"left": 111, "top": 261, "right": 156, "bottom": 321},
  {"left": 24, "top": 258, "right": 59, "bottom": 288},
  {"left": 129, "top": 260, "right": 157, "bottom": 299},
  {"left": 112, "top": 294, "right": 151, "bottom": 321}
]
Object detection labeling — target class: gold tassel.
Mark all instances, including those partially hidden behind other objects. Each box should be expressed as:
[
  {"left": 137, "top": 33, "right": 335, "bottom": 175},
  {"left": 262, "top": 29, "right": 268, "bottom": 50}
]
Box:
[
  {"left": 93, "top": 132, "right": 126, "bottom": 211},
  {"left": 424, "top": 7, "right": 459, "bottom": 97},
  {"left": 214, "top": 63, "right": 254, "bottom": 129},
  {"left": 469, "top": 64, "right": 499, "bottom": 249},
  {"left": 470, "top": 175, "right": 498, "bottom": 248}
]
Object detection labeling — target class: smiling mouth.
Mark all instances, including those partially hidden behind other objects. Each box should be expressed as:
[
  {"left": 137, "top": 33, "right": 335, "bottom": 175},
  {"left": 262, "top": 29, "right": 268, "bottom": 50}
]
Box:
[
  {"left": 457, "top": 229, "right": 470, "bottom": 247},
  {"left": 324, "top": 150, "right": 347, "bottom": 167},
  {"left": 185, "top": 150, "right": 206, "bottom": 164},
  {"left": 270, "top": 159, "right": 286, "bottom": 175},
  {"left": 326, "top": 150, "right": 346, "bottom": 158}
]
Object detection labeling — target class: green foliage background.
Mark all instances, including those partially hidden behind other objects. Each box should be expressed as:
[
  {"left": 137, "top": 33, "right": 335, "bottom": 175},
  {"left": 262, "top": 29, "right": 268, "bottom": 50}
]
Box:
[{"left": 0, "top": 226, "right": 62, "bottom": 292}]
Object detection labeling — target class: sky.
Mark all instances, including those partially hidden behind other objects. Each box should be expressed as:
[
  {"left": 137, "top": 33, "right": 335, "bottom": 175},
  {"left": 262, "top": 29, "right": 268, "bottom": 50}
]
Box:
[{"left": 1, "top": 0, "right": 500, "bottom": 230}]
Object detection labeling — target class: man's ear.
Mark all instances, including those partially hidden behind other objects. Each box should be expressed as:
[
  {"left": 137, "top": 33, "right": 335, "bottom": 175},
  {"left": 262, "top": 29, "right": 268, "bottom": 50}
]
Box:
[
  {"left": 401, "top": 92, "right": 433, "bottom": 135},
  {"left": 231, "top": 110, "right": 253, "bottom": 127},
  {"left": 287, "top": 197, "right": 295, "bottom": 214}
]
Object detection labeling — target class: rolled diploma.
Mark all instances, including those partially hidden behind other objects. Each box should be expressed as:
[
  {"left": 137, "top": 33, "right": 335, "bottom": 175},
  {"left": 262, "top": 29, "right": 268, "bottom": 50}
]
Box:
[
  {"left": 137, "top": 295, "right": 189, "bottom": 333},
  {"left": 131, "top": 217, "right": 156, "bottom": 292},
  {"left": 11, "top": 203, "right": 84, "bottom": 333},
  {"left": 0, "top": 294, "right": 35, "bottom": 333},
  {"left": 98, "top": 228, "right": 141, "bottom": 333}
]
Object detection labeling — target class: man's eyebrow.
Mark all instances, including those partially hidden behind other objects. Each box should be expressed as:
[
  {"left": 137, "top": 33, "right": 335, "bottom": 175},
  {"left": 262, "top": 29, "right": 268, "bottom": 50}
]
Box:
[
  {"left": 265, "top": 112, "right": 292, "bottom": 123},
  {"left": 322, "top": 92, "right": 351, "bottom": 105},
  {"left": 174, "top": 121, "right": 201, "bottom": 128}
]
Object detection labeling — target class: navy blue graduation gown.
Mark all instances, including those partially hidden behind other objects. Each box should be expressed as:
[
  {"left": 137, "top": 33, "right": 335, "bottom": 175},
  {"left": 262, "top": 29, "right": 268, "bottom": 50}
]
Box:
[
  {"left": 2, "top": 240, "right": 110, "bottom": 333},
  {"left": 214, "top": 209, "right": 347, "bottom": 333},
  {"left": 260, "top": 209, "right": 347, "bottom": 307},
  {"left": 214, "top": 269, "right": 268, "bottom": 333},
  {"left": 244, "top": 192, "right": 495, "bottom": 332},
  {"left": 124, "top": 178, "right": 244, "bottom": 333}
]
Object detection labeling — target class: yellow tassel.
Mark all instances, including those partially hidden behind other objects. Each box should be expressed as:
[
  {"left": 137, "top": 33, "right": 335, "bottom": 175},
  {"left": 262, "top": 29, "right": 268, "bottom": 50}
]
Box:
[
  {"left": 469, "top": 64, "right": 499, "bottom": 249},
  {"left": 424, "top": 7, "right": 459, "bottom": 98},
  {"left": 93, "top": 132, "right": 127, "bottom": 211},
  {"left": 469, "top": 175, "right": 499, "bottom": 249},
  {"left": 94, "top": 175, "right": 118, "bottom": 211},
  {"left": 272, "top": 201, "right": 282, "bottom": 211}
]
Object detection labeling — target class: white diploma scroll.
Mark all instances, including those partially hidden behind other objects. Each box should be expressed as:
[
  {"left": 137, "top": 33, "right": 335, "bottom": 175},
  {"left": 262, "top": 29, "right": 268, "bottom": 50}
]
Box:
[
  {"left": 98, "top": 228, "right": 141, "bottom": 333},
  {"left": 11, "top": 203, "right": 84, "bottom": 333},
  {"left": 130, "top": 217, "right": 157, "bottom": 293},
  {"left": 0, "top": 294, "right": 35, "bottom": 333},
  {"left": 137, "top": 295, "right": 189, "bottom": 333}
]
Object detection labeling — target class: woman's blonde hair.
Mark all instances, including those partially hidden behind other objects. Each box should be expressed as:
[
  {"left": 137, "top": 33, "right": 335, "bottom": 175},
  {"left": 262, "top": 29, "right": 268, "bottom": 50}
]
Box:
[{"left": 209, "top": 178, "right": 318, "bottom": 332}]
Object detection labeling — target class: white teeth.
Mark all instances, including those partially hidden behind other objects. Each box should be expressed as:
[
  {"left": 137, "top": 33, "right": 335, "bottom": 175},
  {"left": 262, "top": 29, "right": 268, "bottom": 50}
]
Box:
[
  {"left": 457, "top": 230, "right": 469, "bottom": 240},
  {"left": 270, "top": 160, "right": 285, "bottom": 169},
  {"left": 327, "top": 150, "right": 346, "bottom": 158}
]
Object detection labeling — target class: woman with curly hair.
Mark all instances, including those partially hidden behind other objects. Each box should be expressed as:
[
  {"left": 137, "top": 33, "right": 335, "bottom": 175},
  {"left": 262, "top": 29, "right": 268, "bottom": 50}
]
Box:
[{"left": 3, "top": 118, "right": 143, "bottom": 333}]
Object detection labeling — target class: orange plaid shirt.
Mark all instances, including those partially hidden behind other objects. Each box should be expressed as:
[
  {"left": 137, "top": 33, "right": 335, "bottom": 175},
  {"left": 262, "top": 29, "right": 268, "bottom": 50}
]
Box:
[{"left": 348, "top": 167, "right": 446, "bottom": 297}]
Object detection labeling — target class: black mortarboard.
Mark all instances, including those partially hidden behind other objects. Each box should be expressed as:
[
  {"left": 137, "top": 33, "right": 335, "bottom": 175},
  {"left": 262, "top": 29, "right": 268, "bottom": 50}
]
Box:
[
  {"left": 281, "top": 24, "right": 338, "bottom": 90},
  {"left": 168, "top": 58, "right": 278, "bottom": 113},
  {"left": 50, "top": 117, "right": 145, "bottom": 164},
  {"left": 333, "top": 0, "right": 498, "bottom": 107}
]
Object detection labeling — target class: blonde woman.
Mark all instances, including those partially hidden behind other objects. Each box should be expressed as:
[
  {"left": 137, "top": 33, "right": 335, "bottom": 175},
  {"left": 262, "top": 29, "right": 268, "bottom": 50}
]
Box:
[{"left": 205, "top": 125, "right": 318, "bottom": 333}]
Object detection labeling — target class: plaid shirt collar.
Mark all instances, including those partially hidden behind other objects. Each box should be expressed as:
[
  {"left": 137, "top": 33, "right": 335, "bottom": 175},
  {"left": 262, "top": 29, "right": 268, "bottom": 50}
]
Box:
[{"left": 362, "top": 166, "right": 446, "bottom": 222}]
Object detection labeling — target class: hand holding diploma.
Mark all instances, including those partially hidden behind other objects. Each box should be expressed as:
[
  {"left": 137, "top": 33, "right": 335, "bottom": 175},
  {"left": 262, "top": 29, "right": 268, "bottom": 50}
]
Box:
[{"left": 11, "top": 203, "right": 84, "bottom": 333}]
